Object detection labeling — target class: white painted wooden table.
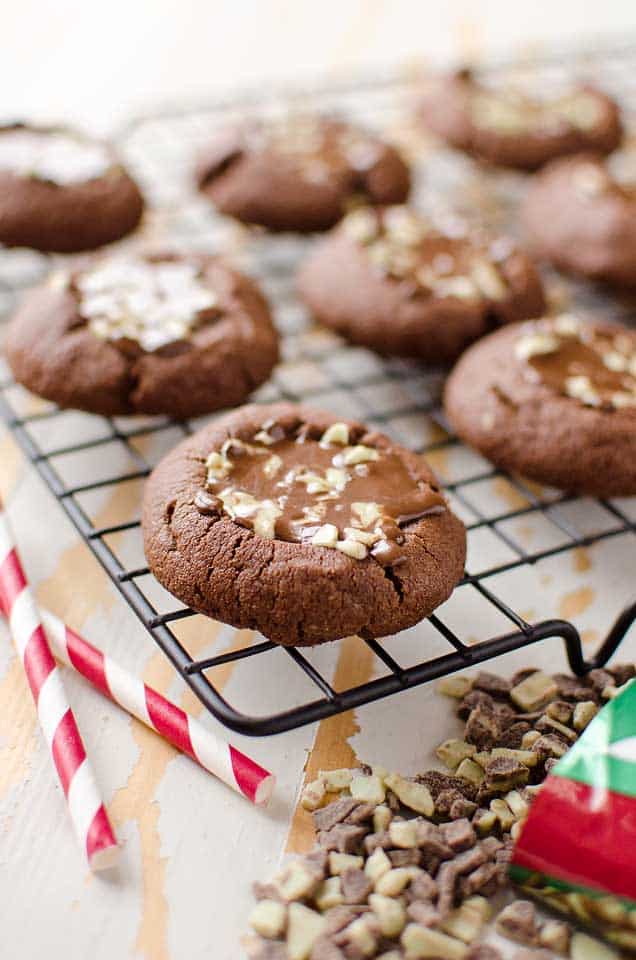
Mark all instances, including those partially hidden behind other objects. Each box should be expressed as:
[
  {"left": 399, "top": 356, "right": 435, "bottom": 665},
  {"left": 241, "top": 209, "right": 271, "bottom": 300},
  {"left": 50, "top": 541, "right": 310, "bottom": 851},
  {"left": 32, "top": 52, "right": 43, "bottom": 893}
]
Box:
[{"left": 2, "top": 6, "right": 636, "bottom": 959}]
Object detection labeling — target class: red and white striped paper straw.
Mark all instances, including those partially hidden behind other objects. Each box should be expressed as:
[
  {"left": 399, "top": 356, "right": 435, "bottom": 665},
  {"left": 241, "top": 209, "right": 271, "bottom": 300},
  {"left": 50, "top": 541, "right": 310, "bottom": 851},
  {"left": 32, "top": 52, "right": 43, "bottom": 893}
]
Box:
[
  {"left": 39, "top": 609, "right": 275, "bottom": 805},
  {"left": 0, "top": 500, "right": 118, "bottom": 871}
]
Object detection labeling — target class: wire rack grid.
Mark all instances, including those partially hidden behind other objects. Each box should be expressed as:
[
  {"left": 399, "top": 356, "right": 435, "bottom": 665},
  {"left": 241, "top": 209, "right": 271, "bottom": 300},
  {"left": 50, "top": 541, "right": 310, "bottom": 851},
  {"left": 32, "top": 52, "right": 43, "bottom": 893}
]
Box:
[{"left": 1, "top": 48, "right": 636, "bottom": 735}]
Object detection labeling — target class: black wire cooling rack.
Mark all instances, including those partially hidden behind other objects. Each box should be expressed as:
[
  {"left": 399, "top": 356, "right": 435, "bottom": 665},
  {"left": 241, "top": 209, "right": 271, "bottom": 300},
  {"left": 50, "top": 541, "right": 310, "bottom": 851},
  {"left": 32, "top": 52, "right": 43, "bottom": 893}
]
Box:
[{"left": 1, "top": 45, "right": 636, "bottom": 735}]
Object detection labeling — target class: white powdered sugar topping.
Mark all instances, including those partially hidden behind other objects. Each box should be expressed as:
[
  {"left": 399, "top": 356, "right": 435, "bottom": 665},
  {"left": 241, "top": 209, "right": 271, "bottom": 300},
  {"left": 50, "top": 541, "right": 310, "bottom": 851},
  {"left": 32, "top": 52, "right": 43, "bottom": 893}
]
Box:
[
  {"left": 77, "top": 259, "right": 218, "bottom": 352},
  {"left": 0, "top": 128, "right": 112, "bottom": 186}
]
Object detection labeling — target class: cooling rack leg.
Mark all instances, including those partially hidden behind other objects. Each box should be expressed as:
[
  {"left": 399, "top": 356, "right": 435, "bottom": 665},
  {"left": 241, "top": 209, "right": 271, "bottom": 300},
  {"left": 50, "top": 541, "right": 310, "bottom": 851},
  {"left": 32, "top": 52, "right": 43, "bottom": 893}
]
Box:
[
  {"left": 588, "top": 602, "right": 636, "bottom": 670},
  {"left": 540, "top": 603, "right": 636, "bottom": 676}
]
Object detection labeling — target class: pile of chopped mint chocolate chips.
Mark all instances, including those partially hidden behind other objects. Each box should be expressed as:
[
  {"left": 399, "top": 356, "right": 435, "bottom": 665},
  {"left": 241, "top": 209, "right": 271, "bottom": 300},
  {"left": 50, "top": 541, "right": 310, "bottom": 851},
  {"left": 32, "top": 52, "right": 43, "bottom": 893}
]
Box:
[{"left": 244, "top": 664, "right": 634, "bottom": 960}]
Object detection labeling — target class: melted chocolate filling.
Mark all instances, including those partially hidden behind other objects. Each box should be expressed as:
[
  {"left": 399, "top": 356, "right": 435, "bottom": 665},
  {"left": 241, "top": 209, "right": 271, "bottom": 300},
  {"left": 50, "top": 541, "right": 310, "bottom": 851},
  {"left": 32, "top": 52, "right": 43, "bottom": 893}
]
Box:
[
  {"left": 523, "top": 327, "right": 636, "bottom": 408},
  {"left": 200, "top": 428, "right": 446, "bottom": 565}
]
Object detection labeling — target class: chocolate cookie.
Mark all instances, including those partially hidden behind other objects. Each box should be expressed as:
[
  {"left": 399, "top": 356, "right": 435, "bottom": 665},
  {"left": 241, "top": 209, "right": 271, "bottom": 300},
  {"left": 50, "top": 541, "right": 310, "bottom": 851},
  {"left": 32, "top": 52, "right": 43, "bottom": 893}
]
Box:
[
  {"left": 444, "top": 315, "right": 636, "bottom": 496},
  {"left": 522, "top": 154, "right": 636, "bottom": 286},
  {"left": 5, "top": 252, "right": 279, "bottom": 418},
  {"left": 297, "top": 205, "right": 546, "bottom": 364},
  {"left": 419, "top": 69, "right": 622, "bottom": 170},
  {"left": 0, "top": 123, "right": 144, "bottom": 252},
  {"left": 142, "top": 403, "right": 466, "bottom": 646},
  {"left": 196, "top": 115, "right": 410, "bottom": 232}
]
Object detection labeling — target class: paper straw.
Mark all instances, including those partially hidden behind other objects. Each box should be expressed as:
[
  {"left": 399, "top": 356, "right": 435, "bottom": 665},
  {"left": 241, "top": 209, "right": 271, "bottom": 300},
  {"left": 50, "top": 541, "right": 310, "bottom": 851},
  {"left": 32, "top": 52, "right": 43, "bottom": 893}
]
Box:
[
  {"left": 39, "top": 609, "right": 275, "bottom": 805},
  {"left": 0, "top": 500, "right": 118, "bottom": 871}
]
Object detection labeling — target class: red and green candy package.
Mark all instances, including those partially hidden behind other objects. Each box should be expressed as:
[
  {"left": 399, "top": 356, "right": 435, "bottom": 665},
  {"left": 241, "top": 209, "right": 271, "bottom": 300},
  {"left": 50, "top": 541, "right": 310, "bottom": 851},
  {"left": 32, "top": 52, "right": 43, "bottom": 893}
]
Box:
[{"left": 511, "top": 679, "right": 636, "bottom": 951}]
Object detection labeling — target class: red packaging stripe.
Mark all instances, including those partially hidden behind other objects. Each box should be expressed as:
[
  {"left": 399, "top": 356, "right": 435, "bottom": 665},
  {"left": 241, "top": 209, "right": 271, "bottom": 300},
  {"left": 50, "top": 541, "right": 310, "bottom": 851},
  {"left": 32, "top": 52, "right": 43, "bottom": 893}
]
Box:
[
  {"left": 65, "top": 626, "right": 111, "bottom": 698},
  {"left": 23, "top": 626, "right": 56, "bottom": 701},
  {"left": 51, "top": 708, "right": 87, "bottom": 796},
  {"left": 229, "top": 745, "right": 270, "bottom": 802},
  {"left": 0, "top": 548, "right": 27, "bottom": 615},
  {"left": 145, "top": 685, "right": 196, "bottom": 761},
  {"left": 513, "top": 775, "right": 636, "bottom": 902}
]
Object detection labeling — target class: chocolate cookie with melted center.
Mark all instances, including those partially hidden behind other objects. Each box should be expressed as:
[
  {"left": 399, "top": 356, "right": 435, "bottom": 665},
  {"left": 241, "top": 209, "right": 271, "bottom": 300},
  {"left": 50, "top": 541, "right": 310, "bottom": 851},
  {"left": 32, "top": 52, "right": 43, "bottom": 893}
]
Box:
[
  {"left": 0, "top": 123, "right": 144, "bottom": 252},
  {"left": 444, "top": 315, "right": 636, "bottom": 495},
  {"left": 522, "top": 154, "right": 636, "bottom": 287},
  {"left": 297, "top": 205, "right": 546, "bottom": 364},
  {"left": 142, "top": 403, "right": 466, "bottom": 646},
  {"left": 195, "top": 115, "right": 410, "bottom": 232},
  {"left": 5, "top": 252, "right": 279, "bottom": 418},
  {"left": 418, "top": 69, "right": 622, "bottom": 170}
]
